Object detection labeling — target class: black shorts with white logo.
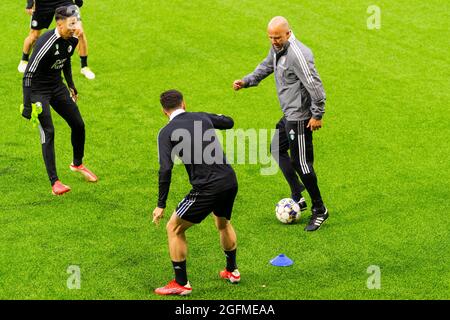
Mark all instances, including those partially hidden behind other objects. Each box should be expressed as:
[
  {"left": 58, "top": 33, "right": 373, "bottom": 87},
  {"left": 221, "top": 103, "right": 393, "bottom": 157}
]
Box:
[
  {"left": 175, "top": 186, "right": 238, "bottom": 224},
  {"left": 30, "top": 11, "right": 55, "bottom": 30}
]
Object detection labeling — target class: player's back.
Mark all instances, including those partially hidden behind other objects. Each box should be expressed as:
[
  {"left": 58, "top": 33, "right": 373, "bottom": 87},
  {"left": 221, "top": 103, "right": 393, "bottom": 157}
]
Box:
[{"left": 160, "top": 111, "right": 237, "bottom": 194}]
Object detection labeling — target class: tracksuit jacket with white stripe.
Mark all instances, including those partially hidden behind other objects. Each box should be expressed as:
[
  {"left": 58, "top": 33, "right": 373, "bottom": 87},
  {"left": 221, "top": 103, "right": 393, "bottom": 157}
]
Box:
[
  {"left": 23, "top": 28, "right": 78, "bottom": 92},
  {"left": 243, "top": 33, "right": 326, "bottom": 121}
]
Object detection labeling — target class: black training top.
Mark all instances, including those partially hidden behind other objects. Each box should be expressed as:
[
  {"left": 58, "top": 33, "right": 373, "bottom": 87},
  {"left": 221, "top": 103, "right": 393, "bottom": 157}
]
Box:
[
  {"left": 26, "top": 0, "right": 82, "bottom": 13},
  {"left": 23, "top": 28, "right": 78, "bottom": 91},
  {"left": 157, "top": 111, "right": 238, "bottom": 208}
]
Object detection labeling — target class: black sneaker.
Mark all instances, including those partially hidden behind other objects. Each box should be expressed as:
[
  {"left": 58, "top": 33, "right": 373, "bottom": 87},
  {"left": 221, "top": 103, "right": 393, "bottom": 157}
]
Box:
[
  {"left": 298, "top": 197, "right": 307, "bottom": 212},
  {"left": 304, "top": 205, "right": 328, "bottom": 231}
]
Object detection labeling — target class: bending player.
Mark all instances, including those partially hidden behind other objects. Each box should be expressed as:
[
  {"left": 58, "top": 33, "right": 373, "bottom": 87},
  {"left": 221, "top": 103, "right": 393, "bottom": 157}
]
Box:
[{"left": 153, "top": 90, "right": 240, "bottom": 296}]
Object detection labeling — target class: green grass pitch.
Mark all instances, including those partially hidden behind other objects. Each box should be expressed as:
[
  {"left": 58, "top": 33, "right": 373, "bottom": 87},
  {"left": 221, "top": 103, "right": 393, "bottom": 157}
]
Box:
[{"left": 0, "top": 0, "right": 449, "bottom": 299}]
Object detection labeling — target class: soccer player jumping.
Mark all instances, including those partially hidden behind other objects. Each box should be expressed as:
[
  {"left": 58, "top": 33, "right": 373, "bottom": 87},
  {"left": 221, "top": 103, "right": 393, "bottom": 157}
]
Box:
[
  {"left": 22, "top": 5, "right": 97, "bottom": 195},
  {"left": 153, "top": 90, "right": 240, "bottom": 296}
]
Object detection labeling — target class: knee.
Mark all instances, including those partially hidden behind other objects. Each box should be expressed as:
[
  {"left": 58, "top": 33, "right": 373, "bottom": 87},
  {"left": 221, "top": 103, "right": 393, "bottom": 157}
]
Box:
[
  {"left": 290, "top": 157, "right": 302, "bottom": 171},
  {"left": 270, "top": 142, "right": 284, "bottom": 159},
  {"left": 166, "top": 220, "right": 183, "bottom": 236},
  {"left": 270, "top": 140, "right": 288, "bottom": 157},
  {"left": 290, "top": 158, "right": 312, "bottom": 176},
  {"left": 270, "top": 135, "right": 279, "bottom": 155},
  {"left": 42, "top": 126, "right": 55, "bottom": 143},
  {"left": 289, "top": 157, "right": 297, "bottom": 167},
  {"left": 45, "top": 126, "right": 55, "bottom": 136},
  {"left": 166, "top": 221, "right": 174, "bottom": 235},
  {"left": 271, "top": 146, "right": 288, "bottom": 161},
  {"left": 71, "top": 118, "right": 85, "bottom": 132}
]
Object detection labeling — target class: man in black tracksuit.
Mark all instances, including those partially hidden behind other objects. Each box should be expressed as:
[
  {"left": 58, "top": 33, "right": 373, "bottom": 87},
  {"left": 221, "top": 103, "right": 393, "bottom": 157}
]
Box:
[
  {"left": 153, "top": 90, "right": 240, "bottom": 296},
  {"left": 22, "top": 5, "right": 97, "bottom": 195}
]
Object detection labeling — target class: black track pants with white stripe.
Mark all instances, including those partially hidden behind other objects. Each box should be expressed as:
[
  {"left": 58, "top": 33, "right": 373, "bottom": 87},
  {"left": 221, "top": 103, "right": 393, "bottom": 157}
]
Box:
[
  {"left": 285, "top": 120, "right": 323, "bottom": 207},
  {"left": 33, "top": 85, "right": 85, "bottom": 185},
  {"left": 271, "top": 117, "right": 306, "bottom": 200}
]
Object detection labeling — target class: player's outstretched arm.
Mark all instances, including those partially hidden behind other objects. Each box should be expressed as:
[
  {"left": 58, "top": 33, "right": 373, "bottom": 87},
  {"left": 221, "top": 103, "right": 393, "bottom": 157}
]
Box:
[
  {"left": 233, "top": 49, "right": 275, "bottom": 91},
  {"left": 242, "top": 49, "right": 275, "bottom": 88},
  {"left": 206, "top": 113, "right": 234, "bottom": 130}
]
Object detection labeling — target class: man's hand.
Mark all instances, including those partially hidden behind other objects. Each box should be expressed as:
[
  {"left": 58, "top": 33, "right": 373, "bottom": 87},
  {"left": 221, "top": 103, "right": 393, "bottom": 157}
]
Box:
[
  {"left": 69, "top": 87, "right": 78, "bottom": 102},
  {"left": 20, "top": 104, "right": 32, "bottom": 120},
  {"left": 233, "top": 79, "right": 246, "bottom": 91},
  {"left": 25, "top": 8, "right": 33, "bottom": 15},
  {"left": 307, "top": 118, "right": 323, "bottom": 131},
  {"left": 152, "top": 207, "right": 165, "bottom": 226}
]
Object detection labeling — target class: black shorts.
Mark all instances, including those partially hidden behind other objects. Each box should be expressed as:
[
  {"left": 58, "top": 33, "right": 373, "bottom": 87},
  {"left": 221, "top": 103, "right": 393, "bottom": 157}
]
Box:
[
  {"left": 30, "top": 11, "right": 55, "bottom": 30},
  {"left": 175, "top": 186, "right": 238, "bottom": 224}
]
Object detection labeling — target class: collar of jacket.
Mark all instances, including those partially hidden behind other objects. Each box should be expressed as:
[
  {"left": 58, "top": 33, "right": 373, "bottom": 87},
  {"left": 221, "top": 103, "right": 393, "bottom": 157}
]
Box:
[
  {"left": 54, "top": 27, "right": 62, "bottom": 38},
  {"left": 288, "top": 32, "right": 297, "bottom": 44},
  {"left": 169, "top": 109, "right": 185, "bottom": 121},
  {"left": 275, "top": 31, "right": 296, "bottom": 60},
  {"left": 275, "top": 42, "right": 290, "bottom": 62}
]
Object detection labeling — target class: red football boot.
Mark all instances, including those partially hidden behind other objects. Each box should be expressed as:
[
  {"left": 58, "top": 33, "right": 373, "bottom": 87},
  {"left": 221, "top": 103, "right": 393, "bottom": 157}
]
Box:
[
  {"left": 220, "top": 269, "right": 241, "bottom": 283},
  {"left": 70, "top": 163, "right": 98, "bottom": 182},
  {"left": 154, "top": 280, "right": 192, "bottom": 296},
  {"left": 52, "top": 180, "right": 71, "bottom": 196}
]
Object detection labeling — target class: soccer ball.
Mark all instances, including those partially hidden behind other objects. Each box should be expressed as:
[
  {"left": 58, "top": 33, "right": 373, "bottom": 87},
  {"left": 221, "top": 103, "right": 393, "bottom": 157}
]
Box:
[{"left": 275, "top": 198, "right": 301, "bottom": 224}]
